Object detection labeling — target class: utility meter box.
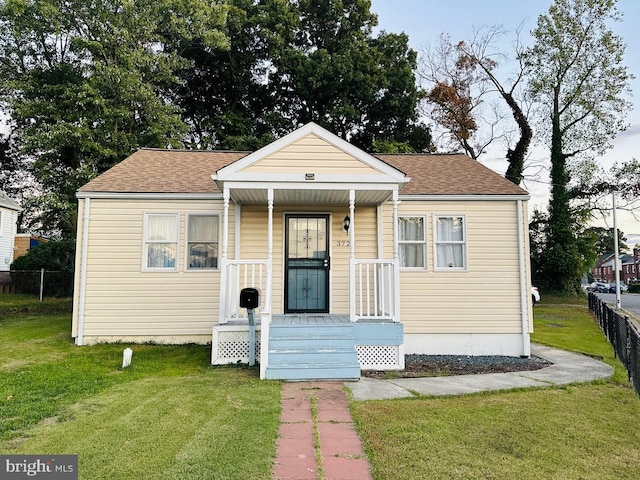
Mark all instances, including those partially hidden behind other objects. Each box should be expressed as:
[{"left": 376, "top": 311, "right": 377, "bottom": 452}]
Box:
[{"left": 240, "top": 287, "right": 261, "bottom": 309}]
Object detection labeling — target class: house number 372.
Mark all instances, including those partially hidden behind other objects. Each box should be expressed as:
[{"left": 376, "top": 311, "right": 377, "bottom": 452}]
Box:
[{"left": 336, "top": 240, "right": 350, "bottom": 247}]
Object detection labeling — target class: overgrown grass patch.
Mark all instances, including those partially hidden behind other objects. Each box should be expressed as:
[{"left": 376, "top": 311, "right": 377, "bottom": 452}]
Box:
[
  {"left": 532, "top": 295, "right": 627, "bottom": 383},
  {"left": 353, "top": 385, "right": 640, "bottom": 480},
  {"left": 352, "top": 296, "right": 640, "bottom": 480},
  {"left": 0, "top": 293, "right": 72, "bottom": 316},
  {"left": 0, "top": 306, "right": 281, "bottom": 479}
]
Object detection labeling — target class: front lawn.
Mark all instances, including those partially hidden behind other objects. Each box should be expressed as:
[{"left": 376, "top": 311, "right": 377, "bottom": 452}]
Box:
[
  {"left": 351, "top": 295, "right": 640, "bottom": 480},
  {"left": 0, "top": 296, "right": 280, "bottom": 479}
]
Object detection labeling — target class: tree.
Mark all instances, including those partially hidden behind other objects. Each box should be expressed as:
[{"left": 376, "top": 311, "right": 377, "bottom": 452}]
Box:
[
  {"left": 420, "top": 28, "right": 532, "bottom": 184},
  {"left": 584, "top": 226, "right": 628, "bottom": 255},
  {"left": 526, "top": 0, "right": 632, "bottom": 293},
  {"left": 0, "top": 0, "right": 227, "bottom": 238},
  {"left": 171, "top": 0, "right": 433, "bottom": 152}
]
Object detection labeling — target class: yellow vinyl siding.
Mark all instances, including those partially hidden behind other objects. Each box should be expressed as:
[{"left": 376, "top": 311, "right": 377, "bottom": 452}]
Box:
[
  {"left": 385, "top": 200, "right": 528, "bottom": 335},
  {"left": 243, "top": 134, "right": 379, "bottom": 175},
  {"left": 74, "top": 198, "right": 231, "bottom": 340}
]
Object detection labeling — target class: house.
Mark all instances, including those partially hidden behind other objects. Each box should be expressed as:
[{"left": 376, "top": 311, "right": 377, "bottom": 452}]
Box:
[
  {"left": 592, "top": 250, "right": 638, "bottom": 285},
  {"left": 72, "top": 122, "right": 533, "bottom": 380},
  {"left": 13, "top": 234, "right": 47, "bottom": 260},
  {"left": 0, "top": 191, "right": 21, "bottom": 272},
  {"left": 621, "top": 248, "right": 640, "bottom": 284}
]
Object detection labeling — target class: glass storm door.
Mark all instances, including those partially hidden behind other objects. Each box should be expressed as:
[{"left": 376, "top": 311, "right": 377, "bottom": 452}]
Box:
[{"left": 285, "top": 214, "right": 330, "bottom": 313}]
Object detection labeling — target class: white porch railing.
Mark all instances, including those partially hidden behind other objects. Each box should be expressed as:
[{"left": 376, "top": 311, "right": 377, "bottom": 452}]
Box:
[
  {"left": 351, "top": 259, "right": 399, "bottom": 322},
  {"left": 219, "top": 259, "right": 271, "bottom": 324}
]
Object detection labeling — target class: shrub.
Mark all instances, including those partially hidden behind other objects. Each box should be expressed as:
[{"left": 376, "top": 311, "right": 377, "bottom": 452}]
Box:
[
  {"left": 628, "top": 283, "right": 640, "bottom": 294},
  {"left": 10, "top": 240, "right": 75, "bottom": 297}
]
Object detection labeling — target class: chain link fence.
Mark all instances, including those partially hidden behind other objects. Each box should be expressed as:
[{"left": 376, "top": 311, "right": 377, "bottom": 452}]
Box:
[
  {"left": 9, "top": 269, "right": 74, "bottom": 299},
  {"left": 588, "top": 292, "right": 640, "bottom": 397}
]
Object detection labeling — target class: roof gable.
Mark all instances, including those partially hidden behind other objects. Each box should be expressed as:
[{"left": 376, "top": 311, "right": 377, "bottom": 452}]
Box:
[
  {"left": 214, "top": 122, "right": 407, "bottom": 183},
  {"left": 0, "top": 192, "right": 21, "bottom": 211}
]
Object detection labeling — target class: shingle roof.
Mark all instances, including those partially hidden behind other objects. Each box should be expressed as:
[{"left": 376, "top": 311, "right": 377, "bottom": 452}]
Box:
[
  {"left": 78, "top": 149, "right": 248, "bottom": 194},
  {"left": 78, "top": 148, "right": 528, "bottom": 197},
  {"left": 375, "top": 153, "right": 528, "bottom": 196}
]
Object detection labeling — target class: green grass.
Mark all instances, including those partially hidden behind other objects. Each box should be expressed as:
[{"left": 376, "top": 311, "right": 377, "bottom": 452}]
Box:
[
  {"left": 0, "top": 297, "right": 281, "bottom": 479},
  {"left": 351, "top": 294, "right": 640, "bottom": 480},
  {"left": 0, "top": 293, "right": 73, "bottom": 315},
  {"left": 5, "top": 295, "right": 640, "bottom": 479}
]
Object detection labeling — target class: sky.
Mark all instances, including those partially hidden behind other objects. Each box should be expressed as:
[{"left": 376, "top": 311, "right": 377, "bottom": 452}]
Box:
[{"left": 370, "top": 0, "right": 640, "bottom": 240}]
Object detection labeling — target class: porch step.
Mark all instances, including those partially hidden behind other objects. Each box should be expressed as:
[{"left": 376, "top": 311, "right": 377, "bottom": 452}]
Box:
[{"left": 265, "top": 324, "right": 360, "bottom": 381}]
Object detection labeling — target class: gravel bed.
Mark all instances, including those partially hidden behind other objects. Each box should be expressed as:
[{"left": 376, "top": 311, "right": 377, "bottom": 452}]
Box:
[{"left": 362, "top": 354, "right": 552, "bottom": 378}]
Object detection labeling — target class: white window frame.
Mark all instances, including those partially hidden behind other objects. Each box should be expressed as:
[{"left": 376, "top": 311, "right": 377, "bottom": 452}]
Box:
[
  {"left": 433, "top": 214, "right": 467, "bottom": 271},
  {"left": 185, "top": 213, "right": 220, "bottom": 271},
  {"left": 398, "top": 215, "right": 427, "bottom": 270},
  {"left": 142, "top": 212, "right": 180, "bottom": 272}
]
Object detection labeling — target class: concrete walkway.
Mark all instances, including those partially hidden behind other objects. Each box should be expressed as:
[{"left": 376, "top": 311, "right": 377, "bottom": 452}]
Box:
[
  {"left": 347, "top": 343, "right": 615, "bottom": 401},
  {"left": 272, "top": 344, "right": 614, "bottom": 479}
]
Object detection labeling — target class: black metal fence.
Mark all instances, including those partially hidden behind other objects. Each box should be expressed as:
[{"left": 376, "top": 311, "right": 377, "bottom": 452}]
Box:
[
  {"left": 588, "top": 292, "right": 640, "bottom": 397},
  {"left": 9, "top": 269, "right": 74, "bottom": 299}
]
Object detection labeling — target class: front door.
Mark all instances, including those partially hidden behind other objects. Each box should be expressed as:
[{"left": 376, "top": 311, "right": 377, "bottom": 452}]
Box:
[{"left": 285, "top": 214, "right": 330, "bottom": 313}]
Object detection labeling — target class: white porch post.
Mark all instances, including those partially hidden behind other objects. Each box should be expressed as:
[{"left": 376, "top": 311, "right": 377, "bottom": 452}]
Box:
[
  {"left": 392, "top": 189, "right": 401, "bottom": 323},
  {"left": 349, "top": 189, "right": 356, "bottom": 322},
  {"left": 260, "top": 189, "right": 274, "bottom": 379},
  {"left": 266, "top": 188, "right": 274, "bottom": 312},
  {"left": 218, "top": 188, "right": 230, "bottom": 324}
]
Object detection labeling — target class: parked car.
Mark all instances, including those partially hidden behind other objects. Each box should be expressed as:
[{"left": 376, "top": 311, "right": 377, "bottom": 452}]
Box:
[
  {"left": 594, "top": 282, "right": 610, "bottom": 293},
  {"left": 531, "top": 286, "right": 540, "bottom": 306},
  {"left": 607, "top": 282, "right": 628, "bottom": 293}
]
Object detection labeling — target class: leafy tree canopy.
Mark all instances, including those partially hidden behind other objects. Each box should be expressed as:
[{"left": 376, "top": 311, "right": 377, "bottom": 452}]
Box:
[
  {"left": 0, "top": 0, "right": 227, "bottom": 238},
  {"left": 525, "top": 0, "right": 632, "bottom": 293}
]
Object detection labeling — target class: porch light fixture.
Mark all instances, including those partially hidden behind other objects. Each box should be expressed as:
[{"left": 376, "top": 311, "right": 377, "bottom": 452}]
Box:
[{"left": 343, "top": 215, "right": 350, "bottom": 233}]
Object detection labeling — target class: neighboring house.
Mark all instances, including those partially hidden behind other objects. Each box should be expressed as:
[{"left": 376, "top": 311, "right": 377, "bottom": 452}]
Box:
[
  {"left": 0, "top": 191, "right": 21, "bottom": 272},
  {"left": 72, "top": 122, "right": 533, "bottom": 380},
  {"left": 593, "top": 248, "right": 640, "bottom": 284},
  {"left": 621, "top": 248, "right": 640, "bottom": 284},
  {"left": 14, "top": 234, "right": 47, "bottom": 260}
]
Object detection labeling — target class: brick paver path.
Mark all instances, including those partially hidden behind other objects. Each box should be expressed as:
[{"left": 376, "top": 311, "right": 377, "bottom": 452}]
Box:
[{"left": 273, "top": 382, "right": 373, "bottom": 480}]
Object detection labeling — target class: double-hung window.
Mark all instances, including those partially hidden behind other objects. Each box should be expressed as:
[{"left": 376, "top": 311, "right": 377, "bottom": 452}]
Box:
[
  {"left": 435, "top": 215, "right": 466, "bottom": 270},
  {"left": 187, "top": 214, "right": 219, "bottom": 269},
  {"left": 144, "top": 213, "right": 179, "bottom": 270},
  {"left": 398, "top": 216, "right": 426, "bottom": 268}
]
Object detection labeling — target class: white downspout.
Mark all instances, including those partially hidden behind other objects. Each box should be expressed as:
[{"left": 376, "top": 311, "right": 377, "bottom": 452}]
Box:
[
  {"left": 76, "top": 197, "right": 91, "bottom": 346},
  {"left": 517, "top": 200, "right": 531, "bottom": 357}
]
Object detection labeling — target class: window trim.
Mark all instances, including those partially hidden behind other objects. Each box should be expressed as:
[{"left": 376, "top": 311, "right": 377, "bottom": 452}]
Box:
[
  {"left": 398, "top": 215, "right": 427, "bottom": 270},
  {"left": 433, "top": 214, "right": 468, "bottom": 271},
  {"left": 142, "top": 212, "right": 180, "bottom": 272},
  {"left": 185, "top": 213, "right": 220, "bottom": 271}
]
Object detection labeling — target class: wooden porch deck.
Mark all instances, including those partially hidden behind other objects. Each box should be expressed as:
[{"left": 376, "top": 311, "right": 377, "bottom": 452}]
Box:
[{"left": 271, "top": 314, "right": 350, "bottom": 325}]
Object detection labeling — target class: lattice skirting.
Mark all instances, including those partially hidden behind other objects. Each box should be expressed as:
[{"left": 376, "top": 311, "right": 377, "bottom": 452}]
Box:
[
  {"left": 356, "top": 344, "right": 403, "bottom": 370},
  {"left": 211, "top": 326, "right": 261, "bottom": 365}
]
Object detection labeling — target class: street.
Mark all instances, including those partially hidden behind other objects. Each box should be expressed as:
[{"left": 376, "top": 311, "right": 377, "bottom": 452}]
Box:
[{"left": 594, "top": 292, "right": 640, "bottom": 319}]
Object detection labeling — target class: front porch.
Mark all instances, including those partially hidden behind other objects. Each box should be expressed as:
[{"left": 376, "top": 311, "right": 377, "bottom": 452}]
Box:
[{"left": 211, "top": 314, "right": 404, "bottom": 381}]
